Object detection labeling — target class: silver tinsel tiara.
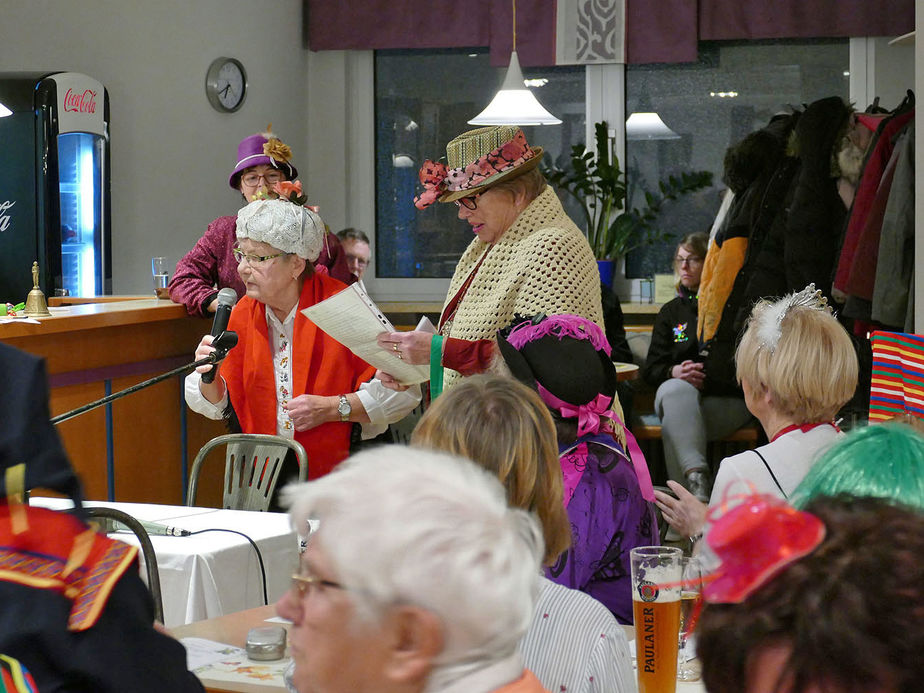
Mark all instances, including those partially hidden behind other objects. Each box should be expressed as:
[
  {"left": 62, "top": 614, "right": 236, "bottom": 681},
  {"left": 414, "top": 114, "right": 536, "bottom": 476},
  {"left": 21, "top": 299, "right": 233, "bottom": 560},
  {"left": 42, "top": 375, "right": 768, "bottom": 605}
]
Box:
[{"left": 755, "top": 284, "right": 833, "bottom": 352}]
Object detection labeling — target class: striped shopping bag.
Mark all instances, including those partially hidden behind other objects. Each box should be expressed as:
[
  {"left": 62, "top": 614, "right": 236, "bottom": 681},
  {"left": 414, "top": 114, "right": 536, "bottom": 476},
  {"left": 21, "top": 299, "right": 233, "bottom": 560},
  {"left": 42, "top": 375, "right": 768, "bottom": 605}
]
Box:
[{"left": 869, "top": 331, "right": 924, "bottom": 423}]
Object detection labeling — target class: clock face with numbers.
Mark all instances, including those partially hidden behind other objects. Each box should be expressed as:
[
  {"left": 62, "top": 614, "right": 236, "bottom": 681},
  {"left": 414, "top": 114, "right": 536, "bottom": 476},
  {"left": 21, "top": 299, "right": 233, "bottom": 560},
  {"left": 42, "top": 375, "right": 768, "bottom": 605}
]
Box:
[{"left": 206, "top": 57, "right": 247, "bottom": 113}]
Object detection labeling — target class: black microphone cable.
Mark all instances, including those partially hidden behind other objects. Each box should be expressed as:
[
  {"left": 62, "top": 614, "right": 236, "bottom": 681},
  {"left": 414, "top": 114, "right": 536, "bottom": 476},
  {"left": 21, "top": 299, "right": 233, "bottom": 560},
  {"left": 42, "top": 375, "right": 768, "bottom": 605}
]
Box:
[{"left": 185, "top": 528, "right": 269, "bottom": 605}]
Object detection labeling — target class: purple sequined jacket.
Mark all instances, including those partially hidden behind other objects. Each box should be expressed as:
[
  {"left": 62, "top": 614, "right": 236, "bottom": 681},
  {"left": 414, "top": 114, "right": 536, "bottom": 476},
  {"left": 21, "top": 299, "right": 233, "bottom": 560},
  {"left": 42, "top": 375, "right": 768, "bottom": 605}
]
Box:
[{"left": 546, "top": 432, "right": 660, "bottom": 624}]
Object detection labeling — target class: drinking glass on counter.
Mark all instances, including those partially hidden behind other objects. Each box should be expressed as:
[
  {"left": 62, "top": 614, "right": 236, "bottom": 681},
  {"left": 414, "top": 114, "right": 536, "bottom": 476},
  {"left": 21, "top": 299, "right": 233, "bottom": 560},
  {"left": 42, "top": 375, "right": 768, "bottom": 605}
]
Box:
[
  {"left": 678, "top": 556, "right": 705, "bottom": 682},
  {"left": 152, "top": 256, "right": 169, "bottom": 298},
  {"left": 631, "top": 546, "right": 682, "bottom": 693}
]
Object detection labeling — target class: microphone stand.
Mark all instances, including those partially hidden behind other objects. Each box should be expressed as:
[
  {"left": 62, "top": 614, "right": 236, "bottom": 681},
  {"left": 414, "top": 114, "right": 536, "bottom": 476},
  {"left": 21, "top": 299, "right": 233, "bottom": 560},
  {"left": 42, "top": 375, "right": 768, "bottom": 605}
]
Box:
[{"left": 51, "top": 331, "right": 238, "bottom": 425}]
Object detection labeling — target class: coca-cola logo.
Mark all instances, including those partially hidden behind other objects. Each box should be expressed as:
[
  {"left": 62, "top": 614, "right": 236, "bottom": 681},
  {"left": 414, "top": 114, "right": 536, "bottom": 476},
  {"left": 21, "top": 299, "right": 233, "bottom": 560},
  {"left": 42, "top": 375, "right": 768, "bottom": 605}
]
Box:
[
  {"left": 0, "top": 200, "right": 15, "bottom": 233},
  {"left": 64, "top": 88, "right": 97, "bottom": 114}
]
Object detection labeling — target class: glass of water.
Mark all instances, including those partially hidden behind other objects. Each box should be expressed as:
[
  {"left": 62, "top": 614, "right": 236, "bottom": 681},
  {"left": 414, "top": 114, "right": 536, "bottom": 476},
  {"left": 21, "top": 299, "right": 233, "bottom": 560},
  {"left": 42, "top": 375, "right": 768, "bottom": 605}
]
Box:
[{"left": 152, "top": 256, "right": 169, "bottom": 298}]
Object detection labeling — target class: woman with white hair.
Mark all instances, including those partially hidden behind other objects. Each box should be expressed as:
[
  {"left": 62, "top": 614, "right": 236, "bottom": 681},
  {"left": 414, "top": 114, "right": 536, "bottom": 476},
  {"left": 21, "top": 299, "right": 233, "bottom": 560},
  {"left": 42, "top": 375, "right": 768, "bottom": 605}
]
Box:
[
  {"left": 275, "top": 445, "right": 550, "bottom": 693},
  {"left": 655, "top": 284, "right": 859, "bottom": 540},
  {"left": 185, "top": 198, "right": 418, "bottom": 480}
]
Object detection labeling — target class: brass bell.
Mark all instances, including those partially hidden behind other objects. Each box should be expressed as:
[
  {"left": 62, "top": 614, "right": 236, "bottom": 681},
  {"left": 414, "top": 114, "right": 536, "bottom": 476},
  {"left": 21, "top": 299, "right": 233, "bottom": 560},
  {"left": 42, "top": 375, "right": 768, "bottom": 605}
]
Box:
[{"left": 23, "top": 261, "right": 52, "bottom": 317}]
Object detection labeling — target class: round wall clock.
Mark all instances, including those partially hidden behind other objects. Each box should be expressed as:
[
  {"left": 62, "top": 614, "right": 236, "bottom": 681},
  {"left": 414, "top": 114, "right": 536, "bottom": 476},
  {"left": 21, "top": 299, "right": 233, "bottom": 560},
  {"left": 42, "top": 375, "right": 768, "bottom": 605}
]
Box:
[{"left": 205, "top": 57, "right": 247, "bottom": 113}]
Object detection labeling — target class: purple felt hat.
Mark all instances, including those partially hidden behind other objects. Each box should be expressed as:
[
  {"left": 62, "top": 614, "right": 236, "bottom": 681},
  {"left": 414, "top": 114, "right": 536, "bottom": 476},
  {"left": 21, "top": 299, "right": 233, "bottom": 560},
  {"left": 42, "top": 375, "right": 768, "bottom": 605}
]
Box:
[{"left": 228, "top": 131, "right": 298, "bottom": 190}]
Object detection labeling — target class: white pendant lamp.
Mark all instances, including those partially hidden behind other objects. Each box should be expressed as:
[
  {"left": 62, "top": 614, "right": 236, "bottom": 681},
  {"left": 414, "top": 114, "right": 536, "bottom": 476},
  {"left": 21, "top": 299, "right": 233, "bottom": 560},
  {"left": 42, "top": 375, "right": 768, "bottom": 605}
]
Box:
[
  {"left": 468, "top": 0, "right": 561, "bottom": 126},
  {"left": 625, "top": 112, "right": 681, "bottom": 140}
]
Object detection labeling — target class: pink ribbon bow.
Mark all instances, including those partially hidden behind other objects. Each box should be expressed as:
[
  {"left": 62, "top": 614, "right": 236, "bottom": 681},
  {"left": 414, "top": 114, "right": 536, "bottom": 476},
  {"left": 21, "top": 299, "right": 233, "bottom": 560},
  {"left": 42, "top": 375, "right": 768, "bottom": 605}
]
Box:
[
  {"left": 536, "top": 383, "right": 655, "bottom": 502},
  {"left": 414, "top": 159, "right": 449, "bottom": 210},
  {"left": 538, "top": 385, "right": 612, "bottom": 438}
]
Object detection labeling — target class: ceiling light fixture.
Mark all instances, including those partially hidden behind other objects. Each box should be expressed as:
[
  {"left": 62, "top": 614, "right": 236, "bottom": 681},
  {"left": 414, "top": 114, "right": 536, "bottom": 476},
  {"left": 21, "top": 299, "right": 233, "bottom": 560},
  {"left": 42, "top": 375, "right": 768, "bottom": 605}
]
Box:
[
  {"left": 468, "top": 0, "right": 561, "bottom": 126},
  {"left": 625, "top": 112, "right": 680, "bottom": 140}
]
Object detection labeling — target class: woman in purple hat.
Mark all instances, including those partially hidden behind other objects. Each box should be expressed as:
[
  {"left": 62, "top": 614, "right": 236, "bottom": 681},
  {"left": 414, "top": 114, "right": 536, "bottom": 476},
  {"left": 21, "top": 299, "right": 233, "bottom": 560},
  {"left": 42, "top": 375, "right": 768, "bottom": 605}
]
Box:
[
  {"left": 169, "top": 129, "right": 353, "bottom": 317},
  {"left": 496, "top": 313, "right": 659, "bottom": 624}
]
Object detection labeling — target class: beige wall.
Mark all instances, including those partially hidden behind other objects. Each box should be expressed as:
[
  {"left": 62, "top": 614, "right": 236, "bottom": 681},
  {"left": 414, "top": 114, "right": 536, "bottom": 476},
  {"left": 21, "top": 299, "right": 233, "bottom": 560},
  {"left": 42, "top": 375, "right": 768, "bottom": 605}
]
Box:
[{"left": 0, "top": 0, "right": 309, "bottom": 295}]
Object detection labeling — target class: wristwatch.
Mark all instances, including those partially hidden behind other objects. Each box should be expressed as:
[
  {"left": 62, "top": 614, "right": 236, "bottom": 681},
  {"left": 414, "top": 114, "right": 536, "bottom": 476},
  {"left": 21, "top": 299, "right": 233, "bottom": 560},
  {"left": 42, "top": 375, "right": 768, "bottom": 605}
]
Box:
[{"left": 337, "top": 395, "right": 351, "bottom": 422}]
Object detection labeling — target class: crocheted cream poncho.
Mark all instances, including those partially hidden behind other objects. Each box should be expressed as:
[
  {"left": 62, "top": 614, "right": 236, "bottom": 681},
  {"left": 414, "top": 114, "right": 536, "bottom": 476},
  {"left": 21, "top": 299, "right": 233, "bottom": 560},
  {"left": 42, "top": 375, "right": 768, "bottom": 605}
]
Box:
[{"left": 440, "top": 185, "right": 604, "bottom": 389}]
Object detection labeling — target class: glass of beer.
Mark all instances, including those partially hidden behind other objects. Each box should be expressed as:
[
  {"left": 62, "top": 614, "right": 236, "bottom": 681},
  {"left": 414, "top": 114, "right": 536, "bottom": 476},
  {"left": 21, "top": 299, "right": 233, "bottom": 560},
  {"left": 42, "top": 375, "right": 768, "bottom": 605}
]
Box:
[
  {"left": 631, "top": 546, "right": 682, "bottom": 693},
  {"left": 678, "top": 556, "right": 705, "bottom": 681}
]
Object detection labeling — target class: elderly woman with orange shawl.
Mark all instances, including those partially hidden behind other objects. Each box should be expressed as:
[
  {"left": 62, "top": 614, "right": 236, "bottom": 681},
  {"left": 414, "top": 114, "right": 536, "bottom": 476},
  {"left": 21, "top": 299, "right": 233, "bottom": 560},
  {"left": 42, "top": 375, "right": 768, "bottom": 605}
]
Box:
[{"left": 185, "top": 198, "right": 418, "bottom": 480}]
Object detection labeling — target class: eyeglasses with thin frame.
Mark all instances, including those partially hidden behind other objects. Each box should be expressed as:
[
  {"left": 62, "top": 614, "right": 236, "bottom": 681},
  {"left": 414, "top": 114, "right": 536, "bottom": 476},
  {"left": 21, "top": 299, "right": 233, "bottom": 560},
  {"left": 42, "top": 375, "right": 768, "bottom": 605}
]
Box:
[
  {"left": 290, "top": 572, "right": 344, "bottom": 599},
  {"left": 240, "top": 171, "right": 285, "bottom": 187},
  {"left": 345, "top": 254, "right": 369, "bottom": 269},
  {"left": 674, "top": 255, "right": 703, "bottom": 268},
  {"left": 453, "top": 194, "right": 480, "bottom": 211},
  {"left": 232, "top": 247, "right": 288, "bottom": 266}
]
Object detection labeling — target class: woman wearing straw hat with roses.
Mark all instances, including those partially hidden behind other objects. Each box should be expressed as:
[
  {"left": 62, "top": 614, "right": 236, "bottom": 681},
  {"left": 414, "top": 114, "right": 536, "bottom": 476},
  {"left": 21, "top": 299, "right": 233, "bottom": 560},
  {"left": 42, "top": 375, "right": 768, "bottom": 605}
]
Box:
[
  {"left": 169, "top": 128, "right": 354, "bottom": 317},
  {"left": 376, "top": 126, "right": 603, "bottom": 393}
]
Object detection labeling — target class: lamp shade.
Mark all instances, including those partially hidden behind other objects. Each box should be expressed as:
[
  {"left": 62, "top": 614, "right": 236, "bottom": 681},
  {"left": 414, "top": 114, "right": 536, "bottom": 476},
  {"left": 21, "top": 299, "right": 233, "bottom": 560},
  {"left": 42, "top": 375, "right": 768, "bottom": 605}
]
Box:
[
  {"left": 625, "top": 112, "right": 681, "bottom": 140},
  {"left": 469, "top": 51, "right": 562, "bottom": 126},
  {"left": 0, "top": 102, "right": 12, "bottom": 118}
]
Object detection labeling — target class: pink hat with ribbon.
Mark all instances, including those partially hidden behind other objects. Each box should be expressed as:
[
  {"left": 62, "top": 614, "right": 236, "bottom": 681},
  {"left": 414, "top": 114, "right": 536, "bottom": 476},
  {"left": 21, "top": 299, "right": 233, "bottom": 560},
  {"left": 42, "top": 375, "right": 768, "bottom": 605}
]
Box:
[
  {"left": 415, "top": 126, "right": 544, "bottom": 209},
  {"left": 497, "top": 314, "right": 655, "bottom": 502},
  {"left": 701, "top": 494, "right": 826, "bottom": 604}
]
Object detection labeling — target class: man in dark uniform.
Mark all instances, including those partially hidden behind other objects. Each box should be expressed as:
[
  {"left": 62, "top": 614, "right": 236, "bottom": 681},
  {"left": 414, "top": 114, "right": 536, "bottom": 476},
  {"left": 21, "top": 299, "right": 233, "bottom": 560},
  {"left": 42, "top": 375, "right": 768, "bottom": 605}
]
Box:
[{"left": 0, "top": 342, "right": 203, "bottom": 692}]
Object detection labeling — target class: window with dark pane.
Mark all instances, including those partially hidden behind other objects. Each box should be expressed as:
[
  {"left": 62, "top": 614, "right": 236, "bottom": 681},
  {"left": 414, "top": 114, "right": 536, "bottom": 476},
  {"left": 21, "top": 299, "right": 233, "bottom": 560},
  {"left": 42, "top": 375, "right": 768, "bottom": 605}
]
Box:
[
  {"left": 625, "top": 39, "right": 849, "bottom": 279},
  {"left": 375, "top": 49, "right": 586, "bottom": 279}
]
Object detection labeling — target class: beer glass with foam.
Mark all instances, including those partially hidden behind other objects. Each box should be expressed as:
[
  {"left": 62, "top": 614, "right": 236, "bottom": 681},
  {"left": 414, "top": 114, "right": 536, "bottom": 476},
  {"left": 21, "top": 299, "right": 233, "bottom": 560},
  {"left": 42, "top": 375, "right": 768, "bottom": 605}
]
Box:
[{"left": 631, "top": 546, "right": 682, "bottom": 693}]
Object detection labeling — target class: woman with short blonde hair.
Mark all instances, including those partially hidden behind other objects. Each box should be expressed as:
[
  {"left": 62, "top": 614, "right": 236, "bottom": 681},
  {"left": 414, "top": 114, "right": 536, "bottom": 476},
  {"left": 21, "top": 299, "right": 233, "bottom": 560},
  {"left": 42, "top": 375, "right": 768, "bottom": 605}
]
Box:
[
  {"left": 655, "top": 285, "right": 858, "bottom": 540},
  {"left": 735, "top": 301, "right": 858, "bottom": 424}
]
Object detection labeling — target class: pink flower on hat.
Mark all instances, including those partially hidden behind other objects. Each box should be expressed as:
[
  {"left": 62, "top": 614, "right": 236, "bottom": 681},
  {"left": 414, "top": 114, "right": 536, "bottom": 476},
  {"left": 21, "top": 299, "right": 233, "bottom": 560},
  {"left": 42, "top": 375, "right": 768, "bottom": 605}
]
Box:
[
  {"left": 414, "top": 159, "right": 449, "bottom": 210},
  {"left": 273, "top": 180, "right": 308, "bottom": 206}
]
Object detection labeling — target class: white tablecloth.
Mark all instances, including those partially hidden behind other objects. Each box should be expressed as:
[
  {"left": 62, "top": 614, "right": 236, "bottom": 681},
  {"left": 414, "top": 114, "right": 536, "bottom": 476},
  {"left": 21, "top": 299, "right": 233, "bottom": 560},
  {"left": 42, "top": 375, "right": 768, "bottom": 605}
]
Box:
[{"left": 30, "top": 498, "right": 299, "bottom": 628}]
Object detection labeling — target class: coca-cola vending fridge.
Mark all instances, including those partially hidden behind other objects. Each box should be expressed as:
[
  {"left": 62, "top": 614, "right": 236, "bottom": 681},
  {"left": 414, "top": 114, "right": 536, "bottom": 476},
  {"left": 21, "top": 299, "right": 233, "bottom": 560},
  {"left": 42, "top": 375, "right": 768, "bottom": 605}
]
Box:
[{"left": 0, "top": 71, "right": 111, "bottom": 302}]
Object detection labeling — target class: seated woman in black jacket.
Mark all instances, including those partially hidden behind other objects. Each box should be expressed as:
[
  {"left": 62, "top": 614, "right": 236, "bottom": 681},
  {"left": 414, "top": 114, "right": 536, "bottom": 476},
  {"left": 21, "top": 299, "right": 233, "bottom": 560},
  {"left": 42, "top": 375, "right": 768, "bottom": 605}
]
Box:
[{"left": 641, "top": 232, "right": 752, "bottom": 501}]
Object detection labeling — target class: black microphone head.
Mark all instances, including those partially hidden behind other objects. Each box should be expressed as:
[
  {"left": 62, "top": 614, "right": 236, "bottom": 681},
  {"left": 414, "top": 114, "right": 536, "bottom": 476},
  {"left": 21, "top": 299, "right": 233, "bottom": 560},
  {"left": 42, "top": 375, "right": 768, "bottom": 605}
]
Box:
[
  {"left": 212, "top": 331, "right": 239, "bottom": 351},
  {"left": 216, "top": 287, "right": 237, "bottom": 309}
]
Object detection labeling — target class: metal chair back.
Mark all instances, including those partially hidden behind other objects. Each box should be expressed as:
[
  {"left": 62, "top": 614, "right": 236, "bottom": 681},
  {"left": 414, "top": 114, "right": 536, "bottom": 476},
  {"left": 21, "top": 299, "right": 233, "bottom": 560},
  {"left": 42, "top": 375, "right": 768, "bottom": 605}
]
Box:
[
  {"left": 388, "top": 400, "right": 427, "bottom": 445},
  {"left": 187, "top": 434, "right": 308, "bottom": 511},
  {"left": 85, "top": 506, "right": 164, "bottom": 624}
]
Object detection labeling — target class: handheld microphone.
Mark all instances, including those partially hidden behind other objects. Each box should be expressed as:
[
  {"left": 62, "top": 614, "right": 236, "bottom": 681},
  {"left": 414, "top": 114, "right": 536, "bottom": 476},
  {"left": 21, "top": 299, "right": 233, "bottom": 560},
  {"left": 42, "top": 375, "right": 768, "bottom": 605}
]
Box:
[
  {"left": 136, "top": 519, "right": 191, "bottom": 537},
  {"left": 202, "top": 288, "right": 238, "bottom": 384},
  {"left": 94, "top": 516, "right": 191, "bottom": 537}
]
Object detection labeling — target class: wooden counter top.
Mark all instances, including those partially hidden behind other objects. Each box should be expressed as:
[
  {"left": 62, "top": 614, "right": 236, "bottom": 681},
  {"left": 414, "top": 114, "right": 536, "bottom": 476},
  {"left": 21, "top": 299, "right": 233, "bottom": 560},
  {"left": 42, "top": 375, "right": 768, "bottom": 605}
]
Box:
[
  {"left": 3, "top": 298, "right": 187, "bottom": 337},
  {"left": 4, "top": 296, "right": 225, "bottom": 504}
]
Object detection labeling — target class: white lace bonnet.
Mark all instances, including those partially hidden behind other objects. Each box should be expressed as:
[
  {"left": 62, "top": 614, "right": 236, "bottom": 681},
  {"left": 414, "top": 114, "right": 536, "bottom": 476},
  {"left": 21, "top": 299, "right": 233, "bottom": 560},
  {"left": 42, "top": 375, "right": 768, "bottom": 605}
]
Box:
[{"left": 236, "top": 199, "right": 324, "bottom": 262}]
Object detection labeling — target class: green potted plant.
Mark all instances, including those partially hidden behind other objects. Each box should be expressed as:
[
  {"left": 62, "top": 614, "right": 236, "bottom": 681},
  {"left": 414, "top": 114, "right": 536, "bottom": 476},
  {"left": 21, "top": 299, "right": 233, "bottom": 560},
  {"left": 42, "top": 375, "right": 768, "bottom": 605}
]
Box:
[{"left": 543, "top": 121, "right": 713, "bottom": 281}]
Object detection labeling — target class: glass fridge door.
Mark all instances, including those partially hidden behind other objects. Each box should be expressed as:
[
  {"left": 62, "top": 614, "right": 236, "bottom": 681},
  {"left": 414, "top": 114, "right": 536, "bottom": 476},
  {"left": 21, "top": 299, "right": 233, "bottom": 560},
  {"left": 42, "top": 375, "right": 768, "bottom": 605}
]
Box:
[{"left": 57, "top": 132, "right": 105, "bottom": 296}]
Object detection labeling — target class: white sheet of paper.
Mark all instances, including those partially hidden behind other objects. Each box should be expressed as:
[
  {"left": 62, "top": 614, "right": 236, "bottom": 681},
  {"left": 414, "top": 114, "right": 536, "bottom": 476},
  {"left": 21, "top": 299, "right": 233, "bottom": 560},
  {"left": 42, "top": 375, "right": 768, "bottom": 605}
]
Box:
[
  {"left": 301, "top": 283, "right": 430, "bottom": 385},
  {"left": 180, "top": 637, "right": 247, "bottom": 671}
]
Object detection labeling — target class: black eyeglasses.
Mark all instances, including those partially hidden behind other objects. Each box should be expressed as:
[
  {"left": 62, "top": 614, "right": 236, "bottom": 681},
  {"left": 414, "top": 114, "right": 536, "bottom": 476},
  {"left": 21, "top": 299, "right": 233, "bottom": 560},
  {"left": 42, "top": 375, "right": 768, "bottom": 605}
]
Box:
[
  {"left": 290, "top": 572, "right": 343, "bottom": 599},
  {"left": 674, "top": 255, "right": 703, "bottom": 268},
  {"left": 454, "top": 194, "right": 480, "bottom": 211}
]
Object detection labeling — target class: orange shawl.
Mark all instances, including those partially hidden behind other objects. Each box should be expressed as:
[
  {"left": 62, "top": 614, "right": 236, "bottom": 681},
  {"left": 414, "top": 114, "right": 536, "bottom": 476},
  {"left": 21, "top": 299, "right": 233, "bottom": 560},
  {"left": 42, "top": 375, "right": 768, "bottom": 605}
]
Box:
[{"left": 224, "top": 274, "right": 376, "bottom": 478}]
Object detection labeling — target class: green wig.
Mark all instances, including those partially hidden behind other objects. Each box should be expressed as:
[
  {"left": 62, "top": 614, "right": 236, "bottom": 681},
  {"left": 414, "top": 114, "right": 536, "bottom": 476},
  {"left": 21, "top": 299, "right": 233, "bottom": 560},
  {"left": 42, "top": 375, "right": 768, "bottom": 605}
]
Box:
[{"left": 791, "top": 423, "right": 924, "bottom": 511}]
